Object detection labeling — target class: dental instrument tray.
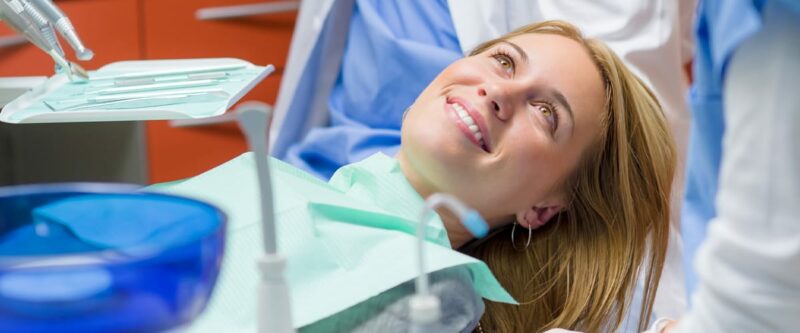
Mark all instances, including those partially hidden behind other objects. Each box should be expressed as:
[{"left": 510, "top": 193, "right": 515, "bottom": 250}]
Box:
[{"left": 0, "top": 58, "right": 273, "bottom": 123}]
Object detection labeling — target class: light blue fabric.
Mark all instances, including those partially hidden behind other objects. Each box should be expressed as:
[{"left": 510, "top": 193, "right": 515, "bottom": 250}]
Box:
[
  {"left": 279, "top": 0, "right": 462, "bottom": 179},
  {"left": 271, "top": 4, "right": 345, "bottom": 160},
  {"left": 681, "top": 0, "right": 768, "bottom": 298}
]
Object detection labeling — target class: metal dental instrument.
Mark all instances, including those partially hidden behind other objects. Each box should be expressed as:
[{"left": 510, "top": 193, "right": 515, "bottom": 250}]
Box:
[
  {"left": 0, "top": 0, "right": 89, "bottom": 81},
  {"left": 44, "top": 87, "right": 227, "bottom": 111},
  {"left": 18, "top": 0, "right": 76, "bottom": 79},
  {"left": 89, "top": 88, "right": 223, "bottom": 103},
  {"left": 106, "top": 64, "right": 248, "bottom": 81},
  {"left": 0, "top": 0, "right": 51, "bottom": 51},
  {"left": 19, "top": 0, "right": 63, "bottom": 57},
  {"left": 28, "top": 0, "right": 93, "bottom": 60},
  {"left": 89, "top": 79, "right": 220, "bottom": 95},
  {"left": 113, "top": 72, "right": 231, "bottom": 87},
  {"left": 54, "top": 90, "right": 229, "bottom": 111}
]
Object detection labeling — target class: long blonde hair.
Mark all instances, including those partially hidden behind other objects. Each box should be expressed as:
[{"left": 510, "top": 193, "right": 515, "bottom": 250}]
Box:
[{"left": 462, "top": 21, "right": 676, "bottom": 332}]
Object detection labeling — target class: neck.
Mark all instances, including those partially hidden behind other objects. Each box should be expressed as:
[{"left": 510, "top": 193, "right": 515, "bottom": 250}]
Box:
[
  {"left": 397, "top": 150, "right": 475, "bottom": 249},
  {"left": 436, "top": 208, "right": 475, "bottom": 249}
]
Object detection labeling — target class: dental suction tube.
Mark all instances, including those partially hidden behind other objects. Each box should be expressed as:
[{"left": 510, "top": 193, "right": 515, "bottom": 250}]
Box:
[
  {"left": 411, "top": 193, "right": 489, "bottom": 329},
  {"left": 236, "top": 102, "right": 296, "bottom": 333},
  {"left": 236, "top": 103, "right": 277, "bottom": 254},
  {"left": 29, "top": 0, "right": 93, "bottom": 60}
]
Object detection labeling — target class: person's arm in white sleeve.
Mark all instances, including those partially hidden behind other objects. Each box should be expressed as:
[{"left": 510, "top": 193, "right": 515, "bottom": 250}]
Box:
[{"left": 672, "top": 1, "right": 800, "bottom": 332}]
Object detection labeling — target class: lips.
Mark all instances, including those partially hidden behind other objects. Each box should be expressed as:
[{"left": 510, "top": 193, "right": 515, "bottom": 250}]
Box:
[{"left": 445, "top": 97, "right": 492, "bottom": 153}]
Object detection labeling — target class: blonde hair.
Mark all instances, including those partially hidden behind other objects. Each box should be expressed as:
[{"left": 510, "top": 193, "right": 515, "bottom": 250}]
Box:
[{"left": 462, "top": 21, "right": 675, "bottom": 332}]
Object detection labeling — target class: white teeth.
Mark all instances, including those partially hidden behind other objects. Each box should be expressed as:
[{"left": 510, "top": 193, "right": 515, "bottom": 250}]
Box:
[{"left": 451, "top": 102, "right": 485, "bottom": 148}]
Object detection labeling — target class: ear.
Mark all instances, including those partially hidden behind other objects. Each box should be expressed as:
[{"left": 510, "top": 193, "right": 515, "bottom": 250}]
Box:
[
  {"left": 533, "top": 205, "right": 562, "bottom": 228},
  {"left": 515, "top": 204, "right": 563, "bottom": 230}
]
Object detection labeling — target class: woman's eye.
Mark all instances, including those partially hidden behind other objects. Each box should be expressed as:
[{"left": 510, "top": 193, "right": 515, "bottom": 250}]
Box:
[
  {"left": 493, "top": 54, "right": 514, "bottom": 75},
  {"left": 538, "top": 105, "right": 557, "bottom": 131}
]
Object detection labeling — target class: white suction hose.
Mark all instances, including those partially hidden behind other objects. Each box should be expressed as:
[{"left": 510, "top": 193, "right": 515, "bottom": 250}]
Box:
[
  {"left": 236, "top": 101, "right": 295, "bottom": 333},
  {"left": 410, "top": 193, "right": 489, "bottom": 331}
]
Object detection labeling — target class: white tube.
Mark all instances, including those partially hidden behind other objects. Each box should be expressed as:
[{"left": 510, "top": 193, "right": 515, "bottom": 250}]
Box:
[
  {"left": 236, "top": 102, "right": 295, "bottom": 333},
  {"left": 411, "top": 193, "right": 488, "bottom": 326},
  {"left": 235, "top": 102, "right": 277, "bottom": 254}
]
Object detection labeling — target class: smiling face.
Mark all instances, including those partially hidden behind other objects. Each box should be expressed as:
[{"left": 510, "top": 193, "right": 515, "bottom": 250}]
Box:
[{"left": 397, "top": 33, "right": 606, "bottom": 228}]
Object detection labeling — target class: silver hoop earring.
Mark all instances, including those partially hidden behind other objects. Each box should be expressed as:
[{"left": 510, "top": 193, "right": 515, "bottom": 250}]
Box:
[{"left": 511, "top": 221, "right": 532, "bottom": 251}]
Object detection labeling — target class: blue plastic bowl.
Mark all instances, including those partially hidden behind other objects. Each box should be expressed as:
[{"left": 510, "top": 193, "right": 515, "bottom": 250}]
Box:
[{"left": 0, "top": 183, "right": 226, "bottom": 333}]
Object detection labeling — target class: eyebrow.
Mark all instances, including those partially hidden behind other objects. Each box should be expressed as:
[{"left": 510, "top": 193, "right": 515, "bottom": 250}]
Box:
[
  {"left": 549, "top": 88, "right": 575, "bottom": 135},
  {"left": 499, "top": 41, "right": 529, "bottom": 64}
]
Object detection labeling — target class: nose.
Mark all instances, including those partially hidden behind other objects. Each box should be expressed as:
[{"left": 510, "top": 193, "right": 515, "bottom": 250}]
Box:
[{"left": 477, "top": 83, "right": 514, "bottom": 121}]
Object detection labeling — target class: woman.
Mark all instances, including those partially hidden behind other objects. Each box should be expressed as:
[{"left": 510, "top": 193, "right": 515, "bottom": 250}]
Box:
[
  {"left": 165, "top": 20, "right": 674, "bottom": 333},
  {"left": 399, "top": 20, "right": 675, "bottom": 332}
]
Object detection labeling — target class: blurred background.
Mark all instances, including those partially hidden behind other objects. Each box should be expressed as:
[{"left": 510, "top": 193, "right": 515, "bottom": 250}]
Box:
[{"left": 0, "top": 0, "right": 297, "bottom": 185}]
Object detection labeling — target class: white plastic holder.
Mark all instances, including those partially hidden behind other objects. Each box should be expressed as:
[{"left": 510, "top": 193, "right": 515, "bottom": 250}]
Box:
[
  {"left": 409, "top": 293, "right": 441, "bottom": 333},
  {"left": 257, "top": 253, "right": 295, "bottom": 333},
  {"left": 235, "top": 101, "right": 296, "bottom": 333}
]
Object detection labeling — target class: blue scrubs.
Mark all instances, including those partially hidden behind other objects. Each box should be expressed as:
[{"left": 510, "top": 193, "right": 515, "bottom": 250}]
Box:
[
  {"left": 680, "top": 0, "right": 800, "bottom": 298},
  {"left": 281, "top": 0, "right": 462, "bottom": 179}
]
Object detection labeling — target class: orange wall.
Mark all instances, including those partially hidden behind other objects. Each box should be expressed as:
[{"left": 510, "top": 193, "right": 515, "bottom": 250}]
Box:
[
  {"left": 141, "top": 0, "right": 295, "bottom": 183},
  {"left": 0, "top": 0, "right": 143, "bottom": 75}
]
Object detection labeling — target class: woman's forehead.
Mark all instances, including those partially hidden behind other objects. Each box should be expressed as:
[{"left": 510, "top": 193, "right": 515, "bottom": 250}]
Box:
[{"left": 505, "top": 33, "right": 599, "bottom": 79}]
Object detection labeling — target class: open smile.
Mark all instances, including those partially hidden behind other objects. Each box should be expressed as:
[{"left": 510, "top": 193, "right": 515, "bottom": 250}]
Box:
[{"left": 445, "top": 97, "right": 492, "bottom": 153}]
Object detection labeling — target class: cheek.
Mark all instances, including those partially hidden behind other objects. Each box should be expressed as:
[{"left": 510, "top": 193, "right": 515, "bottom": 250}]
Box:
[
  {"left": 432, "top": 58, "right": 487, "bottom": 87},
  {"left": 491, "top": 134, "right": 565, "bottom": 197},
  {"left": 400, "top": 106, "right": 464, "bottom": 179},
  {"left": 407, "top": 58, "right": 488, "bottom": 119}
]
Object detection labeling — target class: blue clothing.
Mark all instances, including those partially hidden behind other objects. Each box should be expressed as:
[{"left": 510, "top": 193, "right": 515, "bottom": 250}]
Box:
[
  {"left": 281, "top": 0, "right": 462, "bottom": 179},
  {"left": 682, "top": 0, "right": 800, "bottom": 297}
]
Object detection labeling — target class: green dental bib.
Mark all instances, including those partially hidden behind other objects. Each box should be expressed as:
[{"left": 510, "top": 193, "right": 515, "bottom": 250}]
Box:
[{"left": 154, "top": 153, "right": 514, "bottom": 331}]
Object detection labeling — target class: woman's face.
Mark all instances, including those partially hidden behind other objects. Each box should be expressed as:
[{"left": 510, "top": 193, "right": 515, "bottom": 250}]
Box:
[{"left": 398, "top": 33, "right": 606, "bottom": 228}]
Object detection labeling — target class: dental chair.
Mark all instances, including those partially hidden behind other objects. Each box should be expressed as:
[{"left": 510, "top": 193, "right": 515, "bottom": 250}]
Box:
[{"left": 270, "top": 0, "right": 696, "bottom": 331}]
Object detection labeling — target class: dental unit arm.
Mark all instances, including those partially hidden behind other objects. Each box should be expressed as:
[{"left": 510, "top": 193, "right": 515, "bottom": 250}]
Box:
[{"left": 0, "top": 0, "right": 92, "bottom": 82}]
